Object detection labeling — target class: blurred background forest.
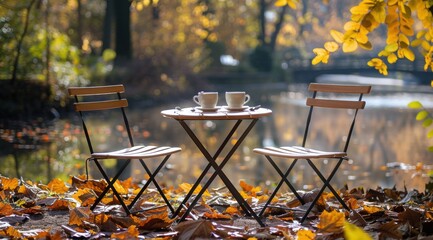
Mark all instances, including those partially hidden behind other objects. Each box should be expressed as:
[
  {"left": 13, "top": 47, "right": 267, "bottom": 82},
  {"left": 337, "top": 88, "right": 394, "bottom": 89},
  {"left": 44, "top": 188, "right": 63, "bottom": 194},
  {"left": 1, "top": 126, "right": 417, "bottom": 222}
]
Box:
[
  {"left": 1, "top": 0, "right": 433, "bottom": 192},
  {"left": 0, "top": 0, "right": 363, "bottom": 118}
]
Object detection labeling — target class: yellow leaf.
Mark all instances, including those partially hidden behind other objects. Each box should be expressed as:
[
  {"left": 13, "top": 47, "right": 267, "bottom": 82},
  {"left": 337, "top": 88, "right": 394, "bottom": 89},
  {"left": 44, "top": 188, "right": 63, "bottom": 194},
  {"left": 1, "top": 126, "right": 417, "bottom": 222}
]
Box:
[
  {"left": 399, "top": 34, "right": 410, "bottom": 45},
  {"left": 113, "top": 181, "right": 128, "bottom": 195},
  {"left": 342, "top": 39, "right": 358, "bottom": 52},
  {"left": 359, "top": 41, "right": 372, "bottom": 50},
  {"left": 317, "top": 210, "right": 345, "bottom": 233},
  {"left": 402, "top": 48, "right": 415, "bottom": 61},
  {"left": 0, "top": 177, "right": 19, "bottom": 191},
  {"left": 47, "top": 178, "right": 69, "bottom": 194},
  {"left": 350, "top": 6, "right": 369, "bottom": 15},
  {"left": 344, "top": 221, "right": 373, "bottom": 240},
  {"left": 385, "top": 43, "right": 399, "bottom": 52},
  {"left": 363, "top": 205, "right": 383, "bottom": 214},
  {"left": 312, "top": 48, "right": 330, "bottom": 65},
  {"left": 344, "top": 21, "right": 361, "bottom": 31},
  {"left": 387, "top": 53, "right": 398, "bottom": 63},
  {"left": 355, "top": 33, "right": 369, "bottom": 44},
  {"left": 179, "top": 183, "right": 210, "bottom": 197},
  {"left": 324, "top": 41, "right": 339, "bottom": 52},
  {"left": 297, "top": 229, "right": 316, "bottom": 240},
  {"left": 330, "top": 30, "right": 344, "bottom": 43},
  {"left": 411, "top": 38, "right": 423, "bottom": 47}
]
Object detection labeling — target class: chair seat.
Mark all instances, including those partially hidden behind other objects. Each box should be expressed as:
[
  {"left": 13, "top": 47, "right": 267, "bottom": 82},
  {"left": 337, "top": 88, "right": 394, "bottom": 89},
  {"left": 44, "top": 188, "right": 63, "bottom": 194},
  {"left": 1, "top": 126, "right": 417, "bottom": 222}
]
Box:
[
  {"left": 253, "top": 146, "right": 347, "bottom": 159},
  {"left": 91, "top": 145, "right": 182, "bottom": 159}
]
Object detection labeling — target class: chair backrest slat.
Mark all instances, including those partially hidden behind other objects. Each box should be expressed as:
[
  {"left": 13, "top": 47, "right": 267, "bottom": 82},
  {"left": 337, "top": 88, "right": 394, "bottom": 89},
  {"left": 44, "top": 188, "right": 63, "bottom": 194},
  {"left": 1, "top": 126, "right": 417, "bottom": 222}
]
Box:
[
  {"left": 309, "top": 83, "right": 371, "bottom": 94},
  {"left": 68, "top": 85, "right": 125, "bottom": 96},
  {"left": 301, "top": 83, "right": 372, "bottom": 151},
  {"left": 74, "top": 99, "right": 128, "bottom": 112},
  {"left": 68, "top": 84, "right": 132, "bottom": 154},
  {"left": 306, "top": 98, "right": 366, "bottom": 109}
]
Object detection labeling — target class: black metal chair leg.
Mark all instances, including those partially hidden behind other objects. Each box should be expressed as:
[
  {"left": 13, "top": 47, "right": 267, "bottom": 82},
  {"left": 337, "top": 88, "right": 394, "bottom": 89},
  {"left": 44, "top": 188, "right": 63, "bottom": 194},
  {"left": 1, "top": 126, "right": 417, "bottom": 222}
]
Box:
[
  {"left": 91, "top": 159, "right": 131, "bottom": 215},
  {"left": 128, "top": 155, "right": 174, "bottom": 213},
  {"left": 259, "top": 157, "right": 303, "bottom": 217}
]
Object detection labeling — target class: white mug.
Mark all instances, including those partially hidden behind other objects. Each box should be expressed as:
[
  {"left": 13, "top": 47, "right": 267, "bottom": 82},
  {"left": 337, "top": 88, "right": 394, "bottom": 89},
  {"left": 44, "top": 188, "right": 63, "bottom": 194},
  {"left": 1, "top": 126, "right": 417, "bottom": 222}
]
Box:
[
  {"left": 193, "top": 91, "right": 218, "bottom": 109},
  {"left": 225, "top": 91, "right": 250, "bottom": 108}
]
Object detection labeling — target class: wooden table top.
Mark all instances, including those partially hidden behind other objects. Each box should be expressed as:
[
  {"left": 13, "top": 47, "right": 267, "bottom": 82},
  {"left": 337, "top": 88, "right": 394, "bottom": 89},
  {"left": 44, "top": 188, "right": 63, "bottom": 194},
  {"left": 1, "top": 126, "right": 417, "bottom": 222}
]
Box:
[{"left": 161, "top": 106, "right": 272, "bottom": 120}]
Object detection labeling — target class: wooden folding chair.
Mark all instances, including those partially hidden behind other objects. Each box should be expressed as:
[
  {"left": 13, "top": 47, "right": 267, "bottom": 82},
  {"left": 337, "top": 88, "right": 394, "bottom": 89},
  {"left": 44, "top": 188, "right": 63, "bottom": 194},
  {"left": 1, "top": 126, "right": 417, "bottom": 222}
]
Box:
[
  {"left": 253, "top": 83, "right": 371, "bottom": 223},
  {"left": 68, "top": 84, "right": 181, "bottom": 215}
]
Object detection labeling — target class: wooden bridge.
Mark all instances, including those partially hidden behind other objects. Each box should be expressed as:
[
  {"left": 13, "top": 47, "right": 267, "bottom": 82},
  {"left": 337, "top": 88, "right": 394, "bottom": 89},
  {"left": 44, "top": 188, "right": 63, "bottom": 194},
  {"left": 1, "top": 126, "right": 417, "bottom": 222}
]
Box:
[{"left": 286, "top": 55, "right": 433, "bottom": 85}]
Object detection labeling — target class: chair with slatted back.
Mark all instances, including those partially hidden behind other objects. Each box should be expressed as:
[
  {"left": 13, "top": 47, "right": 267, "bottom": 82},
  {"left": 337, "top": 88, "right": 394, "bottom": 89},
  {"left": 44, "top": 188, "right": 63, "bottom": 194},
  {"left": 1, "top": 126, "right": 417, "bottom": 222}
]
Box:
[
  {"left": 68, "top": 84, "right": 181, "bottom": 215},
  {"left": 253, "top": 83, "right": 371, "bottom": 223}
]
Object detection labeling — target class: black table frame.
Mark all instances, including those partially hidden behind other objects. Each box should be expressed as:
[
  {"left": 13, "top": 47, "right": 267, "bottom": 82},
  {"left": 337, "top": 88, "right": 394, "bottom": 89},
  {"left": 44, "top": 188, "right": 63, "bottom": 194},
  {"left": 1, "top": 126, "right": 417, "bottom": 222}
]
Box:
[{"left": 171, "top": 118, "right": 265, "bottom": 226}]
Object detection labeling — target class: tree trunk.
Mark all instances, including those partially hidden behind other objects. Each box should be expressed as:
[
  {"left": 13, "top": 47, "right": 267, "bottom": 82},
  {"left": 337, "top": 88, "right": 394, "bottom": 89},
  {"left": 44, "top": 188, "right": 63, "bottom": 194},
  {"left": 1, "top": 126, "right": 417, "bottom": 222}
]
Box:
[
  {"left": 102, "top": 0, "right": 114, "bottom": 52},
  {"left": 258, "top": 0, "right": 266, "bottom": 45},
  {"left": 11, "top": 0, "right": 36, "bottom": 84},
  {"left": 269, "top": 5, "right": 287, "bottom": 52},
  {"left": 45, "top": 0, "right": 51, "bottom": 84},
  {"left": 113, "top": 0, "right": 132, "bottom": 62},
  {"left": 76, "top": 0, "right": 83, "bottom": 48}
]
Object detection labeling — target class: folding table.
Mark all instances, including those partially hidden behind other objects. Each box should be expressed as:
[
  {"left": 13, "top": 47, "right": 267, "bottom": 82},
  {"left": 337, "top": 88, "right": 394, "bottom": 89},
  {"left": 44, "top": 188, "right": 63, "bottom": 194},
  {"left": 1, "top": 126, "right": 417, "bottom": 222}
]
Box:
[{"left": 161, "top": 107, "right": 272, "bottom": 226}]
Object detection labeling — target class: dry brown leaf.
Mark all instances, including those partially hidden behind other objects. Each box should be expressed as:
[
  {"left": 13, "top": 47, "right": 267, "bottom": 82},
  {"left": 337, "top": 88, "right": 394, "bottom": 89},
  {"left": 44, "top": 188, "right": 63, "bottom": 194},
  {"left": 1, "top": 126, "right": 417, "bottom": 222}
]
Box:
[
  {"left": 203, "top": 211, "right": 231, "bottom": 220},
  {"left": 138, "top": 211, "right": 174, "bottom": 230},
  {"left": 297, "top": 229, "right": 316, "bottom": 240},
  {"left": 0, "top": 226, "right": 22, "bottom": 238},
  {"left": 0, "top": 177, "right": 19, "bottom": 191},
  {"left": 0, "top": 202, "right": 14, "bottom": 217},
  {"left": 69, "top": 207, "right": 91, "bottom": 226},
  {"left": 317, "top": 210, "right": 345, "bottom": 233},
  {"left": 376, "top": 221, "right": 402, "bottom": 239},
  {"left": 362, "top": 205, "right": 384, "bottom": 214},
  {"left": 347, "top": 198, "right": 359, "bottom": 210},
  {"left": 173, "top": 219, "right": 214, "bottom": 240},
  {"left": 47, "top": 178, "right": 69, "bottom": 194},
  {"left": 71, "top": 176, "right": 107, "bottom": 195},
  {"left": 398, "top": 207, "right": 421, "bottom": 227},
  {"left": 224, "top": 206, "right": 240, "bottom": 215},
  {"left": 110, "top": 225, "right": 139, "bottom": 239},
  {"left": 48, "top": 199, "right": 71, "bottom": 211},
  {"left": 72, "top": 188, "right": 96, "bottom": 206}
]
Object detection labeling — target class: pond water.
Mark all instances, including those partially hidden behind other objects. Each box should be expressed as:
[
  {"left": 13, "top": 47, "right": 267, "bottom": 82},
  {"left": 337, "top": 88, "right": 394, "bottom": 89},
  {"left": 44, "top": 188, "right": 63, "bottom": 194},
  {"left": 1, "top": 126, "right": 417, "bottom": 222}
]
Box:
[{"left": 1, "top": 83, "right": 432, "bottom": 192}]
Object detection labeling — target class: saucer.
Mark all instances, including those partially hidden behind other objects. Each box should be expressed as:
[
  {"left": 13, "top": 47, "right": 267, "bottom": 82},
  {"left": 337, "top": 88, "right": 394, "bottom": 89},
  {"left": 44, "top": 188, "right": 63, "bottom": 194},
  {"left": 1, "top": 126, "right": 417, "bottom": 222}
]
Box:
[
  {"left": 224, "top": 106, "right": 249, "bottom": 111},
  {"left": 195, "top": 106, "right": 220, "bottom": 112}
]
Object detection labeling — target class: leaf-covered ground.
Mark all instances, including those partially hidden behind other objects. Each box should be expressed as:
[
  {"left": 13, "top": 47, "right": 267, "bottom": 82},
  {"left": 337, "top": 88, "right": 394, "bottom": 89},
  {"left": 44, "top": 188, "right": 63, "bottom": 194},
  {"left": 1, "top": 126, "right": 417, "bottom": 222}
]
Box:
[{"left": 0, "top": 175, "right": 433, "bottom": 239}]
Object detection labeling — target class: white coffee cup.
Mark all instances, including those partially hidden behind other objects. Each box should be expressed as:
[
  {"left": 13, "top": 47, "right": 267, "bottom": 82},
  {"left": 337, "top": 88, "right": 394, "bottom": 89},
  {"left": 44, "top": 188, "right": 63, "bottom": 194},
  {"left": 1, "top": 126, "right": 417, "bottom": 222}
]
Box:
[
  {"left": 193, "top": 91, "right": 218, "bottom": 109},
  {"left": 225, "top": 91, "right": 250, "bottom": 108}
]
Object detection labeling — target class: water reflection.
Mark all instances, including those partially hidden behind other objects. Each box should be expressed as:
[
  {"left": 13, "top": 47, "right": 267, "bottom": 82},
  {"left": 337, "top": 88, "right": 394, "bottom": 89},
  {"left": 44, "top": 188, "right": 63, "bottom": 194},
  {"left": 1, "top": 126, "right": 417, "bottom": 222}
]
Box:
[{"left": 0, "top": 84, "right": 432, "bottom": 192}]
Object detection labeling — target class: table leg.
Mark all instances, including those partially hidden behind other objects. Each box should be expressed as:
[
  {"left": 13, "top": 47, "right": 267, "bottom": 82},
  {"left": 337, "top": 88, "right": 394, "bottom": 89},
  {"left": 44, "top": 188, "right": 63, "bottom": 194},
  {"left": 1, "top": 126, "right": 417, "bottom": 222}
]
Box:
[
  {"left": 171, "top": 120, "right": 242, "bottom": 218},
  {"left": 177, "top": 119, "right": 265, "bottom": 226}
]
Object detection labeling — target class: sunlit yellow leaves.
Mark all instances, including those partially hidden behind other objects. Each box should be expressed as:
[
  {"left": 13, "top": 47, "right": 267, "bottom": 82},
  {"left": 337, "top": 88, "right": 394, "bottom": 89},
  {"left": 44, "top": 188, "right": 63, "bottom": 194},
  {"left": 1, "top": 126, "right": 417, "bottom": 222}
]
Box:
[
  {"left": 275, "top": 0, "right": 299, "bottom": 9},
  {"left": 385, "top": 43, "right": 398, "bottom": 52},
  {"left": 179, "top": 183, "right": 210, "bottom": 197},
  {"left": 297, "top": 229, "right": 316, "bottom": 240},
  {"left": 363, "top": 205, "right": 383, "bottom": 214},
  {"left": 367, "top": 58, "right": 388, "bottom": 75},
  {"left": 343, "top": 38, "right": 358, "bottom": 52},
  {"left": 317, "top": 210, "right": 345, "bottom": 233},
  {"left": 344, "top": 221, "right": 373, "bottom": 240},
  {"left": 330, "top": 30, "right": 344, "bottom": 43},
  {"left": 0, "top": 177, "right": 19, "bottom": 191},
  {"left": 239, "top": 180, "right": 261, "bottom": 196},
  {"left": 69, "top": 207, "right": 91, "bottom": 226},
  {"left": 0, "top": 226, "right": 22, "bottom": 239},
  {"left": 312, "top": 48, "right": 330, "bottom": 65},
  {"left": 350, "top": 5, "right": 369, "bottom": 15},
  {"left": 47, "top": 178, "right": 69, "bottom": 194},
  {"left": 0, "top": 202, "right": 14, "bottom": 217},
  {"left": 324, "top": 42, "right": 339, "bottom": 52},
  {"left": 401, "top": 48, "right": 415, "bottom": 61}
]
